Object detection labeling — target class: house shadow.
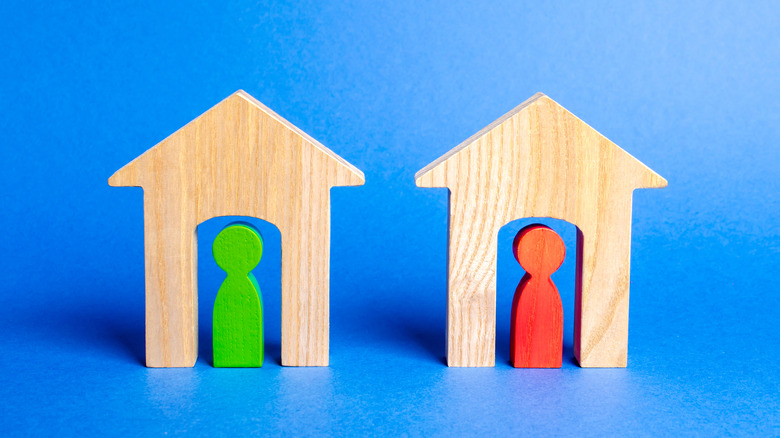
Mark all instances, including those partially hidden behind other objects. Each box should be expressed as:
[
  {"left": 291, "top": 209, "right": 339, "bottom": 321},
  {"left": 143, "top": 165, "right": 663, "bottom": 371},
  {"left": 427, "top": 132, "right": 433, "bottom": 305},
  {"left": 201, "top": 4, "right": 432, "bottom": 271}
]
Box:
[
  {"left": 17, "top": 291, "right": 146, "bottom": 366},
  {"left": 344, "top": 285, "right": 446, "bottom": 366},
  {"left": 19, "top": 283, "right": 281, "bottom": 369},
  {"left": 397, "top": 315, "right": 447, "bottom": 366},
  {"left": 107, "top": 313, "right": 146, "bottom": 366}
]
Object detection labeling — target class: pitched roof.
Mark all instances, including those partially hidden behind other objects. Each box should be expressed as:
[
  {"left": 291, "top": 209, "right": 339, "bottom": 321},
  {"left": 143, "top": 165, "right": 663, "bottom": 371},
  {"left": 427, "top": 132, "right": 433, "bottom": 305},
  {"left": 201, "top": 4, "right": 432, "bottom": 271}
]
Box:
[
  {"left": 415, "top": 93, "right": 666, "bottom": 189},
  {"left": 109, "top": 90, "right": 364, "bottom": 187},
  {"left": 235, "top": 91, "right": 364, "bottom": 182}
]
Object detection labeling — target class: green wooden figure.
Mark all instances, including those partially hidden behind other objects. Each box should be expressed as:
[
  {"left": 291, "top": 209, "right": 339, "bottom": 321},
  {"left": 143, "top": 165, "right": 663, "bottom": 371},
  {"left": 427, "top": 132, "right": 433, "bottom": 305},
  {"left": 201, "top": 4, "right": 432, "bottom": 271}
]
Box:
[{"left": 212, "top": 223, "right": 264, "bottom": 367}]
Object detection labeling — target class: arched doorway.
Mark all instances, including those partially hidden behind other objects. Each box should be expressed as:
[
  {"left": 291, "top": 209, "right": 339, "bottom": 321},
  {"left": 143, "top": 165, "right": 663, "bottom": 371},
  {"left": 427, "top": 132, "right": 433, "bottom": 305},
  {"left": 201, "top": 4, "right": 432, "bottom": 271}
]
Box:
[
  {"left": 497, "top": 217, "right": 578, "bottom": 366},
  {"left": 196, "top": 216, "right": 282, "bottom": 366}
]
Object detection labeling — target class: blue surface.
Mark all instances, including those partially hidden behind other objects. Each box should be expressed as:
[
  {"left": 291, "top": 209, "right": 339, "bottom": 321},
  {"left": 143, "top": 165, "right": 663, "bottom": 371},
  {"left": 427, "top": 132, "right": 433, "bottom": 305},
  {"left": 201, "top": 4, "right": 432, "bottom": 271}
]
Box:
[{"left": 1, "top": 1, "right": 778, "bottom": 435}]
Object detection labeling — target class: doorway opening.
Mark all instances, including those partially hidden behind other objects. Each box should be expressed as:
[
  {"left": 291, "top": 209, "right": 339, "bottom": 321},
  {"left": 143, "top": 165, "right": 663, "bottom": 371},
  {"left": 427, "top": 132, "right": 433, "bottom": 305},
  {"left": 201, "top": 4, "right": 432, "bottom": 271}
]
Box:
[
  {"left": 196, "top": 216, "right": 282, "bottom": 366},
  {"left": 496, "top": 217, "right": 578, "bottom": 366}
]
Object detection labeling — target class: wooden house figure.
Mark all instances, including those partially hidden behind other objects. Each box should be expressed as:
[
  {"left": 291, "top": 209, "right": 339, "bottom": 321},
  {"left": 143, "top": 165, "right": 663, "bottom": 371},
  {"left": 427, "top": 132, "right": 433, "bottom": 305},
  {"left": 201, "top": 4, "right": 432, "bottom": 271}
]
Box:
[
  {"left": 109, "top": 90, "right": 365, "bottom": 367},
  {"left": 415, "top": 93, "right": 666, "bottom": 368}
]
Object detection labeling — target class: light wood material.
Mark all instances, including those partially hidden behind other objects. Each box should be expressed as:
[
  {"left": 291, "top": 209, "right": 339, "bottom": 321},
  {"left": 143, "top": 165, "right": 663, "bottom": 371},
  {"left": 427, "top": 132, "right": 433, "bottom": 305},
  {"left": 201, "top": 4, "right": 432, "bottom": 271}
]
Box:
[
  {"left": 415, "top": 93, "right": 666, "bottom": 367},
  {"left": 109, "top": 90, "right": 365, "bottom": 367}
]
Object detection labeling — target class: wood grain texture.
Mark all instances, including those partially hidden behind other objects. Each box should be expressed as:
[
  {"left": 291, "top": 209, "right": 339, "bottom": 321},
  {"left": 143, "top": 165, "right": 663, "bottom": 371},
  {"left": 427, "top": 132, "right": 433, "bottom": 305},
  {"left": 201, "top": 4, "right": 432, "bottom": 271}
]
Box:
[
  {"left": 109, "top": 90, "right": 365, "bottom": 367},
  {"left": 510, "top": 224, "right": 564, "bottom": 368},
  {"left": 415, "top": 93, "right": 666, "bottom": 367},
  {"left": 212, "top": 223, "right": 264, "bottom": 368}
]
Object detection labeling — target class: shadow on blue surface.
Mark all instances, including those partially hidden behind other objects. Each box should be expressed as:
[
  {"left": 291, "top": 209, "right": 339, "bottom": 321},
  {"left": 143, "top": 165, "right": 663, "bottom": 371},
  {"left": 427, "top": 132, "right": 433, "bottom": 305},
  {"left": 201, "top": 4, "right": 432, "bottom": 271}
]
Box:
[{"left": 16, "top": 296, "right": 146, "bottom": 367}]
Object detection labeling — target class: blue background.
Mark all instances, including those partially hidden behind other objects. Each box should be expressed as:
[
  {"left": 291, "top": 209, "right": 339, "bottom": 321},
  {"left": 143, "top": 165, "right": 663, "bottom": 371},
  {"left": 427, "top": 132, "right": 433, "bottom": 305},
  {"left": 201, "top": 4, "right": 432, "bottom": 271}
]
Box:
[{"left": 1, "top": 1, "right": 777, "bottom": 435}]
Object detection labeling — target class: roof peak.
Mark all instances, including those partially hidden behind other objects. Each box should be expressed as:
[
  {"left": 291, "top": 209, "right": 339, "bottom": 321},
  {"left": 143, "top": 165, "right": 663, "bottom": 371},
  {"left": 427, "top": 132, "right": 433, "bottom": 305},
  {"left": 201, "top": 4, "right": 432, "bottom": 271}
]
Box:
[
  {"left": 414, "top": 93, "right": 547, "bottom": 181},
  {"left": 232, "top": 91, "right": 364, "bottom": 181},
  {"left": 415, "top": 93, "right": 666, "bottom": 189},
  {"left": 109, "top": 90, "right": 364, "bottom": 187}
]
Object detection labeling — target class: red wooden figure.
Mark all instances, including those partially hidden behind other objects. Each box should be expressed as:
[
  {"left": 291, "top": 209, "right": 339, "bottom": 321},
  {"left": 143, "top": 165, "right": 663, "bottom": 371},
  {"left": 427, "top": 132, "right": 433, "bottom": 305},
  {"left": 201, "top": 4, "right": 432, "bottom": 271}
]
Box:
[{"left": 510, "top": 224, "right": 565, "bottom": 368}]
